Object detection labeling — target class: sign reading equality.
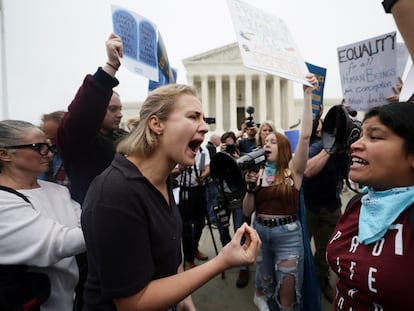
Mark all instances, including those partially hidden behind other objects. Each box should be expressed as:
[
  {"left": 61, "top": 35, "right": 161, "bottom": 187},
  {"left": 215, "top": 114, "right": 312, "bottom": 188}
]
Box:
[{"left": 337, "top": 31, "right": 398, "bottom": 112}]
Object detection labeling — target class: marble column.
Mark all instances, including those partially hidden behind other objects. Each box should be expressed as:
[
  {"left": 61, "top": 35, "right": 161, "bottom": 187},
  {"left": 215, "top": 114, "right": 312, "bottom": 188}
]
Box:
[
  {"left": 273, "top": 76, "right": 282, "bottom": 130},
  {"left": 215, "top": 75, "right": 223, "bottom": 132},
  {"left": 245, "top": 74, "right": 252, "bottom": 108},
  {"left": 229, "top": 75, "right": 237, "bottom": 131},
  {"left": 259, "top": 74, "right": 267, "bottom": 123},
  {"left": 201, "top": 75, "right": 209, "bottom": 117}
]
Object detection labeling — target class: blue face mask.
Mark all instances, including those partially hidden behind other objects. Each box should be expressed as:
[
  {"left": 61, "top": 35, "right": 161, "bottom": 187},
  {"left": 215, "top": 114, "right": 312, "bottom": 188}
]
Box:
[{"left": 358, "top": 185, "right": 414, "bottom": 244}]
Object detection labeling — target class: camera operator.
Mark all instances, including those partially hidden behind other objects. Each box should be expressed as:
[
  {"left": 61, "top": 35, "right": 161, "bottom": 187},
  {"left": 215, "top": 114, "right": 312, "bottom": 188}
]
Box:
[
  {"left": 173, "top": 145, "right": 210, "bottom": 270},
  {"left": 237, "top": 107, "right": 258, "bottom": 154},
  {"left": 205, "top": 134, "right": 221, "bottom": 226},
  {"left": 214, "top": 131, "right": 251, "bottom": 288},
  {"left": 237, "top": 123, "right": 258, "bottom": 154},
  {"left": 302, "top": 117, "right": 349, "bottom": 304}
]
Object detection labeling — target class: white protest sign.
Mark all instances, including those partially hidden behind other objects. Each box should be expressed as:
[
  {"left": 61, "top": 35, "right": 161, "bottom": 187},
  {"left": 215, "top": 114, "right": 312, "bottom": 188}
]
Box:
[
  {"left": 227, "top": 0, "right": 311, "bottom": 86},
  {"left": 111, "top": 5, "right": 159, "bottom": 81},
  {"left": 338, "top": 31, "right": 398, "bottom": 112}
]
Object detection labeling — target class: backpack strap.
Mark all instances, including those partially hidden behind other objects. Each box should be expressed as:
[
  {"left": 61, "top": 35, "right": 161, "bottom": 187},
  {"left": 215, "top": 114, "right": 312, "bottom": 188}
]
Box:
[
  {"left": 0, "top": 185, "right": 30, "bottom": 203},
  {"left": 344, "top": 192, "right": 364, "bottom": 212},
  {"left": 0, "top": 186, "right": 31, "bottom": 280}
]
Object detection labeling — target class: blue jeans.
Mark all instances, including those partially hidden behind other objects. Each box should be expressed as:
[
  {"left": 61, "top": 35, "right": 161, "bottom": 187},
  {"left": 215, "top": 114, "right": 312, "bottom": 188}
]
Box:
[
  {"left": 254, "top": 217, "right": 304, "bottom": 311},
  {"left": 217, "top": 207, "right": 248, "bottom": 270},
  {"left": 216, "top": 207, "right": 245, "bottom": 246},
  {"left": 206, "top": 181, "right": 218, "bottom": 223}
]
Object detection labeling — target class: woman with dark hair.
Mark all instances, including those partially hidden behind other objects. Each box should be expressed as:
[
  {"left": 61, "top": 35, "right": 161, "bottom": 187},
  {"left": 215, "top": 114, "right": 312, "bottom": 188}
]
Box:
[{"left": 327, "top": 102, "right": 414, "bottom": 310}]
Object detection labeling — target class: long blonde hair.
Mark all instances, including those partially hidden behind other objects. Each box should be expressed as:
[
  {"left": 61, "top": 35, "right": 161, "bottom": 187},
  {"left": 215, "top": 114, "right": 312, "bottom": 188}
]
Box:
[
  {"left": 117, "top": 84, "right": 199, "bottom": 157},
  {"left": 257, "top": 120, "right": 275, "bottom": 148}
]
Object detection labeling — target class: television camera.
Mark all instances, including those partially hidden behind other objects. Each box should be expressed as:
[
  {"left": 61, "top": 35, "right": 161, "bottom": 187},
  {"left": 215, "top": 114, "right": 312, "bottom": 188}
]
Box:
[
  {"left": 321, "top": 104, "right": 362, "bottom": 154},
  {"left": 244, "top": 106, "right": 261, "bottom": 128},
  {"left": 210, "top": 148, "right": 266, "bottom": 193}
]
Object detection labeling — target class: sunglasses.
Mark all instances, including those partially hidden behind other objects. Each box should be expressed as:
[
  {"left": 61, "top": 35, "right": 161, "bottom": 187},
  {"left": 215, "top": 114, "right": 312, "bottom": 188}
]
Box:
[{"left": 3, "top": 143, "right": 55, "bottom": 156}]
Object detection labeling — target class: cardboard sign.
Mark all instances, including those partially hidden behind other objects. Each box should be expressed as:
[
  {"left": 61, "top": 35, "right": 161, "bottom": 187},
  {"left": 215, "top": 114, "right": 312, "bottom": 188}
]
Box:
[
  {"left": 111, "top": 5, "right": 159, "bottom": 81},
  {"left": 337, "top": 31, "right": 398, "bottom": 111},
  {"left": 227, "top": 0, "right": 310, "bottom": 86}
]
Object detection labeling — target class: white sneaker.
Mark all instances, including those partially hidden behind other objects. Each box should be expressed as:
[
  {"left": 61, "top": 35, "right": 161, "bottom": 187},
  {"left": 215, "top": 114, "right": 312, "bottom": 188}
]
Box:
[{"left": 253, "top": 293, "right": 269, "bottom": 311}]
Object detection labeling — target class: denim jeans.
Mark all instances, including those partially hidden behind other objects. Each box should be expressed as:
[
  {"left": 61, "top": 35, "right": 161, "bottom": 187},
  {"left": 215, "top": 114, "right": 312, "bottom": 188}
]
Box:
[
  {"left": 206, "top": 181, "right": 219, "bottom": 223},
  {"left": 254, "top": 217, "right": 304, "bottom": 311},
  {"left": 216, "top": 207, "right": 244, "bottom": 246}
]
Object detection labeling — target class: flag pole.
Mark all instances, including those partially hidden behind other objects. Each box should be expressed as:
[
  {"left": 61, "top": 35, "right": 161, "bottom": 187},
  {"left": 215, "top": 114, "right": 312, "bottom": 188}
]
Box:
[{"left": 0, "top": 0, "right": 8, "bottom": 120}]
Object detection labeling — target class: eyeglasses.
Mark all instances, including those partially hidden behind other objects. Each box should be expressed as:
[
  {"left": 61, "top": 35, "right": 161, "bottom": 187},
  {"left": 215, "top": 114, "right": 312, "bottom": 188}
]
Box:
[{"left": 3, "top": 143, "right": 55, "bottom": 156}]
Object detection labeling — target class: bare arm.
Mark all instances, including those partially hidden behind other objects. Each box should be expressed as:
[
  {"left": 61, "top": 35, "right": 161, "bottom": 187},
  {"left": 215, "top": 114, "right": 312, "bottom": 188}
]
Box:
[
  {"left": 290, "top": 74, "right": 318, "bottom": 185},
  {"left": 304, "top": 149, "right": 331, "bottom": 178},
  {"left": 390, "top": 0, "right": 414, "bottom": 63},
  {"left": 113, "top": 223, "right": 261, "bottom": 311},
  {"left": 243, "top": 192, "right": 256, "bottom": 217}
]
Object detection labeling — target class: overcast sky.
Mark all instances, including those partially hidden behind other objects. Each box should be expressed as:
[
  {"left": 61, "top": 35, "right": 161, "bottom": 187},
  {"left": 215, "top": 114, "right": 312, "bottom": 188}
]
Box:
[{"left": 0, "top": 0, "right": 401, "bottom": 124}]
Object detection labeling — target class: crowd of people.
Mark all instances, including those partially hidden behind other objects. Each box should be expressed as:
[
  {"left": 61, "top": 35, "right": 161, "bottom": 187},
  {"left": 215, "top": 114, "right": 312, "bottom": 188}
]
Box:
[{"left": 1, "top": 2, "right": 414, "bottom": 309}]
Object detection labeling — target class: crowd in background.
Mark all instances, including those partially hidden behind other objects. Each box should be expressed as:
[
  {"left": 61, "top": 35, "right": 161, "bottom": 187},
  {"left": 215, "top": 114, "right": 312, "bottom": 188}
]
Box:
[{"left": 2, "top": 1, "right": 414, "bottom": 310}]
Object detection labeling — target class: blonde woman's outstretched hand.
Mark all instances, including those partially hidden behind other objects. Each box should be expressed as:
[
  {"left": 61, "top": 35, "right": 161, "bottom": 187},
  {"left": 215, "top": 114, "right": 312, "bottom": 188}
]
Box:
[{"left": 217, "top": 223, "right": 261, "bottom": 269}]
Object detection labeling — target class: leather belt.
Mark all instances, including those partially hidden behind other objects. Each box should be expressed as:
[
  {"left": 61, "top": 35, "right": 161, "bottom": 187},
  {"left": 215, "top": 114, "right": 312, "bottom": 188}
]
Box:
[{"left": 257, "top": 215, "right": 297, "bottom": 227}]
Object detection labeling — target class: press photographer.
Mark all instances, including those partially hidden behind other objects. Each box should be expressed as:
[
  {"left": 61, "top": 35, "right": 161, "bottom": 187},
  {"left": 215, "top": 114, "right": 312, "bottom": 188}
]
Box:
[
  {"left": 210, "top": 131, "right": 265, "bottom": 288},
  {"left": 322, "top": 104, "right": 362, "bottom": 155},
  {"left": 303, "top": 115, "right": 351, "bottom": 303},
  {"left": 238, "top": 106, "right": 259, "bottom": 153},
  {"left": 173, "top": 145, "right": 211, "bottom": 270}
]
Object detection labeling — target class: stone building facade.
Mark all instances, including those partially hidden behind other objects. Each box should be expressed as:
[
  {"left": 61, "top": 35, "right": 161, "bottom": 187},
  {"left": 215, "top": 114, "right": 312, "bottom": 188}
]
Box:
[{"left": 121, "top": 42, "right": 341, "bottom": 134}]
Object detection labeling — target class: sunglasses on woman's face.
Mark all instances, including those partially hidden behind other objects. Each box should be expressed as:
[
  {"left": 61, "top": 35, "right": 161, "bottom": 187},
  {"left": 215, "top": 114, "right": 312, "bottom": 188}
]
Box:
[{"left": 3, "top": 143, "right": 55, "bottom": 156}]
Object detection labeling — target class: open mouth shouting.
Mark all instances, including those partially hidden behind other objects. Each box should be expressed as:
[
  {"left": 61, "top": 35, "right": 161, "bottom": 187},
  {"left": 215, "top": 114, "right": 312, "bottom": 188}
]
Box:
[
  {"left": 351, "top": 156, "right": 368, "bottom": 167},
  {"left": 188, "top": 139, "right": 203, "bottom": 156}
]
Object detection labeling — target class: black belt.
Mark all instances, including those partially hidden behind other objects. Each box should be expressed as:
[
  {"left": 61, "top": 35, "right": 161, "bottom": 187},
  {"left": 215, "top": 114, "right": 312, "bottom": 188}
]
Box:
[{"left": 257, "top": 215, "right": 297, "bottom": 227}]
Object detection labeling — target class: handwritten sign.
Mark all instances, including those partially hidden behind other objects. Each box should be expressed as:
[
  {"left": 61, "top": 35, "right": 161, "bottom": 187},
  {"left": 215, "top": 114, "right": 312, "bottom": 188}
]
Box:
[
  {"left": 337, "top": 31, "right": 398, "bottom": 112},
  {"left": 111, "top": 5, "right": 159, "bottom": 81},
  {"left": 227, "top": 0, "right": 310, "bottom": 86},
  {"left": 306, "top": 62, "right": 327, "bottom": 119}
]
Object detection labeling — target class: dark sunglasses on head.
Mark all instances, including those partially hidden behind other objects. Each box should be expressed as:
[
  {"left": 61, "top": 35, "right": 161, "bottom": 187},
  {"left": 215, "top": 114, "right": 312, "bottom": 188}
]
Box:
[{"left": 3, "top": 143, "right": 55, "bottom": 156}]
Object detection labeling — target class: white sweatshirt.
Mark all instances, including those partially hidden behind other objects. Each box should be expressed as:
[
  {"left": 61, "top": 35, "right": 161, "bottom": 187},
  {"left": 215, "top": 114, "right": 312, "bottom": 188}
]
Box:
[{"left": 0, "top": 180, "right": 86, "bottom": 311}]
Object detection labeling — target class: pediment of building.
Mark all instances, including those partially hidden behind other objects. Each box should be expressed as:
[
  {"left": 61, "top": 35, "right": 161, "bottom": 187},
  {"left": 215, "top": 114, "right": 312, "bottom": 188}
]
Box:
[{"left": 182, "top": 42, "right": 241, "bottom": 63}]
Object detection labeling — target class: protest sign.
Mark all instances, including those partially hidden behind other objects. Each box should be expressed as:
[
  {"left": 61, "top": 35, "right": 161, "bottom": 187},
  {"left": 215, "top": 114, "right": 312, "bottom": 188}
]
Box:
[
  {"left": 111, "top": 5, "right": 159, "bottom": 81},
  {"left": 306, "top": 62, "right": 327, "bottom": 119},
  {"left": 337, "top": 31, "right": 398, "bottom": 111},
  {"left": 227, "top": 0, "right": 311, "bottom": 86},
  {"left": 148, "top": 31, "right": 177, "bottom": 92}
]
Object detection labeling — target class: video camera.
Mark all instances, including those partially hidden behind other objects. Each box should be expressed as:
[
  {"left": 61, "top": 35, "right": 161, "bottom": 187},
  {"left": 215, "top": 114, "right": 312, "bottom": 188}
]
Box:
[
  {"left": 225, "top": 143, "right": 237, "bottom": 155},
  {"left": 321, "top": 104, "right": 362, "bottom": 154},
  {"left": 245, "top": 106, "right": 256, "bottom": 128},
  {"left": 210, "top": 148, "right": 266, "bottom": 193},
  {"left": 205, "top": 117, "right": 216, "bottom": 125}
]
